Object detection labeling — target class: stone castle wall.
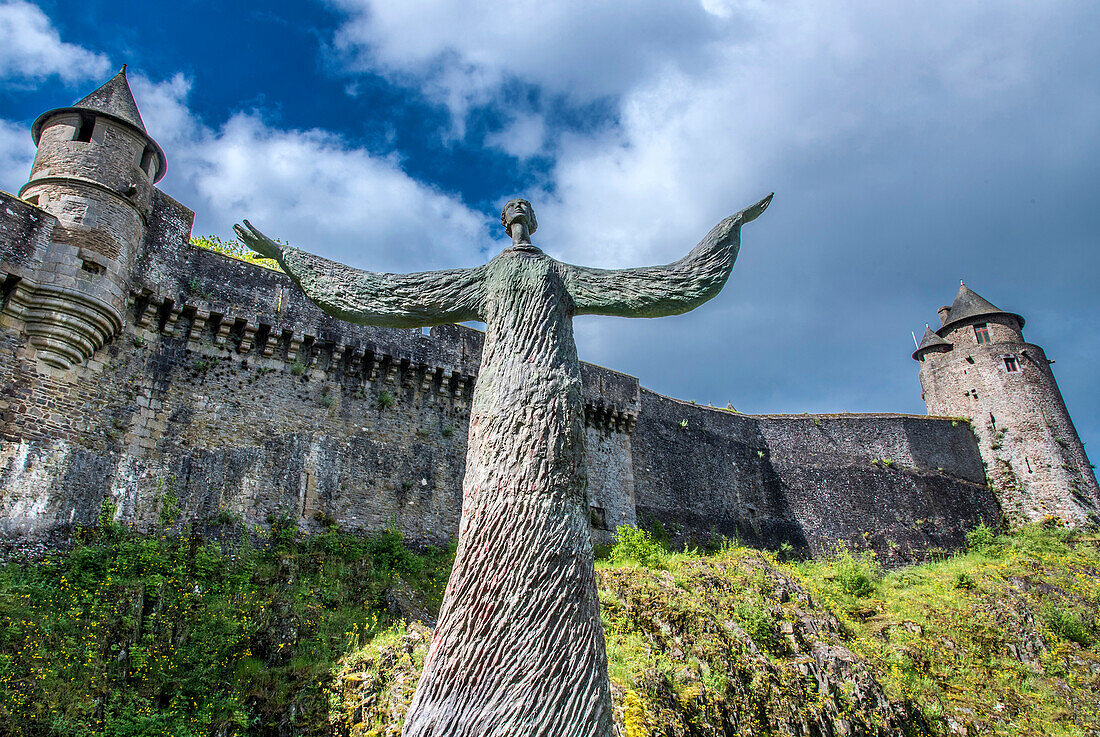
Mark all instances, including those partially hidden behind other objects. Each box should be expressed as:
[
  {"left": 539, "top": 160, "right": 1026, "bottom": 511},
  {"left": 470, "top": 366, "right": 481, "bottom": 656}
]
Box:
[
  {"left": 0, "top": 188, "right": 1001, "bottom": 559},
  {"left": 632, "top": 390, "right": 998, "bottom": 563}
]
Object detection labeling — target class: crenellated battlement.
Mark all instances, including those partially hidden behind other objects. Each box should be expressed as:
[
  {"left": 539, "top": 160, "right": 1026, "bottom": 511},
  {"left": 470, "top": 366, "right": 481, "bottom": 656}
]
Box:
[{"left": 121, "top": 233, "right": 641, "bottom": 433}]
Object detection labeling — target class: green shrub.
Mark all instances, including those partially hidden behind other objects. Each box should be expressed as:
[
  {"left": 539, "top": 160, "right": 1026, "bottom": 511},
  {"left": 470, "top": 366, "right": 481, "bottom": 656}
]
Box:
[
  {"left": 952, "top": 571, "right": 975, "bottom": 589},
  {"left": 214, "top": 507, "right": 241, "bottom": 525},
  {"left": 609, "top": 525, "right": 667, "bottom": 568},
  {"left": 186, "top": 276, "right": 211, "bottom": 299},
  {"left": 156, "top": 476, "right": 181, "bottom": 527},
  {"left": 97, "top": 498, "right": 120, "bottom": 532},
  {"left": 834, "top": 548, "right": 881, "bottom": 598},
  {"left": 312, "top": 510, "right": 339, "bottom": 529},
  {"left": 378, "top": 390, "right": 396, "bottom": 409},
  {"left": 191, "top": 234, "right": 284, "bottom": 273},
  {"left": 965, "top": 523, "right": 996, "bottom": 551},
  {"left": 0, "top": 519, "right": 454, "bottom": 736},
  {"left": 1042, "top": 602, "right": 1093, "bottom": 646},
  {"left": 777, "top": 541, "right": 795, "bottom": 561},
  {"left": 733, "top": 601, "right": 778, "bottom": 652}
]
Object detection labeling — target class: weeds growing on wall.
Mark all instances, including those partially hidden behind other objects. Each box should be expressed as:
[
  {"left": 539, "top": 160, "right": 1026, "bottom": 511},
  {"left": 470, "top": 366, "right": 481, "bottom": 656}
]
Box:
[{"left": 191, "top": 235, "right": 284, "bottom": 273}]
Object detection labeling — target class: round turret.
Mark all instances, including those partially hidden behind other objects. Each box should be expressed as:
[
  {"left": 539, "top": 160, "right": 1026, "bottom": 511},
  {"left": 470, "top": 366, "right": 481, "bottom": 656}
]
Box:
[
  {"left": 915, "top": 282, "right": 1099, "bottom": 526},
  {"left": 15, "top": 67, "right": 162, "bottom": 370}
]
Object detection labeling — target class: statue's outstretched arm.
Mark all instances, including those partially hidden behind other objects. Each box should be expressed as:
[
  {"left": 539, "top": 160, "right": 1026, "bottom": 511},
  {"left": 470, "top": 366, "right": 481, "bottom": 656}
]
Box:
[
  {"left": 564, "top": 194, "right": 772, "bottom": 318},
  {"left": 234, "top": 221, "right": 485, "bottom": 328}
]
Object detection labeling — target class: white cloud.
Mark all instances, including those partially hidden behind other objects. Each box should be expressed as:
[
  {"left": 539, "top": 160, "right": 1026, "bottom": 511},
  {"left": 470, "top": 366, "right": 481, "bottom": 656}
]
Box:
[
  {"left": 526, "top": 1, "right": 1096, "bottom": 268},
  {"left": 0, "top": 118, "right": 34, "bottom": 194},
  {"left": 129, "top": 73, "right": 195, "bottom": 143},
  {"left": 0, "top": 0, "right": 111, "bottom": 85},
  {"left": 484, "top": 112, "right": 546, "bottom": 160},
  {"left": 324, "top": 1, "right": 1095, "bottom": 271},
  {"left": 128, "top": 75, "right": 488, "bottom": 274},
  {"left": 328, "top": 0, "right": 729, "bottom": 116},
  {"left": 323, "top": 0, "right": 1099, "bottom": 431}
]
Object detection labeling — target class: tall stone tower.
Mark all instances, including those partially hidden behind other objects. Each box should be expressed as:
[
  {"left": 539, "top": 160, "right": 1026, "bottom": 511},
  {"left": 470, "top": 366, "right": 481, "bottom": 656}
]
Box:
[
  {"left": 12, "top": 66, "right": 164, "bottom": 371},
  {"left": 914, "top": 282, "right": 1099, "bottom": 526}
]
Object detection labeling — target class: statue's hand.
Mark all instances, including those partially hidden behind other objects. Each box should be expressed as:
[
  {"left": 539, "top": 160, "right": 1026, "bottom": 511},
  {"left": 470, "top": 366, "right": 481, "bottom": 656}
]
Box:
[
  {"left": 233, "top": 220, "right": 284, "bottom": 262},
  {"left": 733, "top": 193, "right": 773, "bottom": 225}
]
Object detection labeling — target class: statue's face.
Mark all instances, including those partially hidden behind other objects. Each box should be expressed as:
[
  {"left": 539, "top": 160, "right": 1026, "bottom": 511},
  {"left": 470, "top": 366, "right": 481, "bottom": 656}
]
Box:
[{"left": 501, "top": 199, "right": 537, "bottom": 236}]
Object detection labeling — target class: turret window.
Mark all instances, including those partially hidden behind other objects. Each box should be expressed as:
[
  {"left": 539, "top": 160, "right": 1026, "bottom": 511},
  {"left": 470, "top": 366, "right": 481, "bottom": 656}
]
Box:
[
  {"left": 1003, "top": 355, "right": 1020, "bottom": 373},
  {"left": 974, "top": 323, "right": 991, "bottom": 345},
  {"left": 139, "top": 147, "right": 156, "bottom": 179},
  {"left": 73, "top": 114, "right": 94, "bottom": 143}
]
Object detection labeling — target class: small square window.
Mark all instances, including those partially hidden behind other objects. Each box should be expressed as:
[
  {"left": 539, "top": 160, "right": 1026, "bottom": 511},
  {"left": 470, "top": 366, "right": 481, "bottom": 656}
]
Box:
[
  {"left": 974, "top": 324, "right": 991, "bottom": 345},
  {"left": 1004, "top": 355, "right": 1019, "bottom": 373}
]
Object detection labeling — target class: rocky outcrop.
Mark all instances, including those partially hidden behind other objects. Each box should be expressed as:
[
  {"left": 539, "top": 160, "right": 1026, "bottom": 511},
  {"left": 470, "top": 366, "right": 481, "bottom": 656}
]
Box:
[{"left": 332, "top": 554, "right": 933, "bottom": 736}]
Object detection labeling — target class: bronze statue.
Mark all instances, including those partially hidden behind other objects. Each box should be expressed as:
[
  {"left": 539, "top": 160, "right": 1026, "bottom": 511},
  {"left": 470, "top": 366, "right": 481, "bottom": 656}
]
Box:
[{"left": 235, "top": 192, "right": 771, "bottom": 736}]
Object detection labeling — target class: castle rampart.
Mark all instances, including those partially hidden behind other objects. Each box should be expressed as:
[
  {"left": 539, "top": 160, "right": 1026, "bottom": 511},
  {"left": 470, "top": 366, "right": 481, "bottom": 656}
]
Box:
[
  {"left": 0, "top": 179, "right": 998, "bottom": 562},
  {"left": 632, "top": 390, "right": 996, "bottom": 560},
  {"left": 0, "top": 71, "right": 1014, "bottom": 561}
]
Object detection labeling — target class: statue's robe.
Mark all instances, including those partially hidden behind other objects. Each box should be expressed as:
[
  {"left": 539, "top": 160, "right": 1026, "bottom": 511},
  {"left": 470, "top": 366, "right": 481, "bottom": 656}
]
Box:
[{"left": 269, "top": 195, "right": 769, "bottom": 737}]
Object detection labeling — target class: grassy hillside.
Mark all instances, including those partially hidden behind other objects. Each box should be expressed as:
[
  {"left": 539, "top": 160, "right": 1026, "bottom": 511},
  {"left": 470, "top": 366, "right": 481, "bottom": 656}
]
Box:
[
  {"left": 0, "top": 506, "right": 452, "bottom": 736},
  {"left": 2, "top": 512, "right": 1098, "bottom": 736}
]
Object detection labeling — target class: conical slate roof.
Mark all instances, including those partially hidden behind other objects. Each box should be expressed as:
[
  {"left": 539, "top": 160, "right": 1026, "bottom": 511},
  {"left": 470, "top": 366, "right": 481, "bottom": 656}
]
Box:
[
  {"left": 937, "top": 281, "right": 1024, "bottom": 333},
  {"left": 71, "top": 65, "right": 148, "bottom": 135},
  {"left": 31, "top": 65, "right": 166, "bottom": 182},
  {"left": 912, "top": 325, "right": 952, "bottom": 361}
]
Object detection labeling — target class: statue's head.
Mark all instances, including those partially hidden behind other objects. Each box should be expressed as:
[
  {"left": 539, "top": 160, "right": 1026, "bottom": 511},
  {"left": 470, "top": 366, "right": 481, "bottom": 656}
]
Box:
[{"left": 501, "top": 198, "right": 537, "bottom": 237}]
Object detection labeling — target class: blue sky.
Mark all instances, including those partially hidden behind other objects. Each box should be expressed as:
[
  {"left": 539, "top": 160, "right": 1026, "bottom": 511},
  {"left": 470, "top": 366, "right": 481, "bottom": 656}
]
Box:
[{"left": 1, "top": 0, "right": 1097, "bottom": 455}]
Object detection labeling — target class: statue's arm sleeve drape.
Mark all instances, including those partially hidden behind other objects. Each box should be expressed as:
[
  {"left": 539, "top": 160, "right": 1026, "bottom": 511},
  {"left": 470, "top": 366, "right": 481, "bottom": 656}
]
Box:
[
  {"left": 278, "top": 247, "right": 486, "bottom": 328},
  {"left": 564, "top": 194, "right": 771, "bottom": 318}
]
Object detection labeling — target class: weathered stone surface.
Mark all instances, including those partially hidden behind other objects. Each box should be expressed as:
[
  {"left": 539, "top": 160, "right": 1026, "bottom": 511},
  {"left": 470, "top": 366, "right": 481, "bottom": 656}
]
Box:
[
  {"left": 0, "top": 70, "right": 1024, "bottom": 633},
  {"left": 0, "top": 72, "right": 1007, "bottom": 564},
  {"left": 0, "top": 195, "right": 1000, "bottom": 567},
  {"left": 632, "top": 391, "right": 1001, "bottom": 564},
  {"left": 8, "top": 68, "right": 168, "bottom": 371}
]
